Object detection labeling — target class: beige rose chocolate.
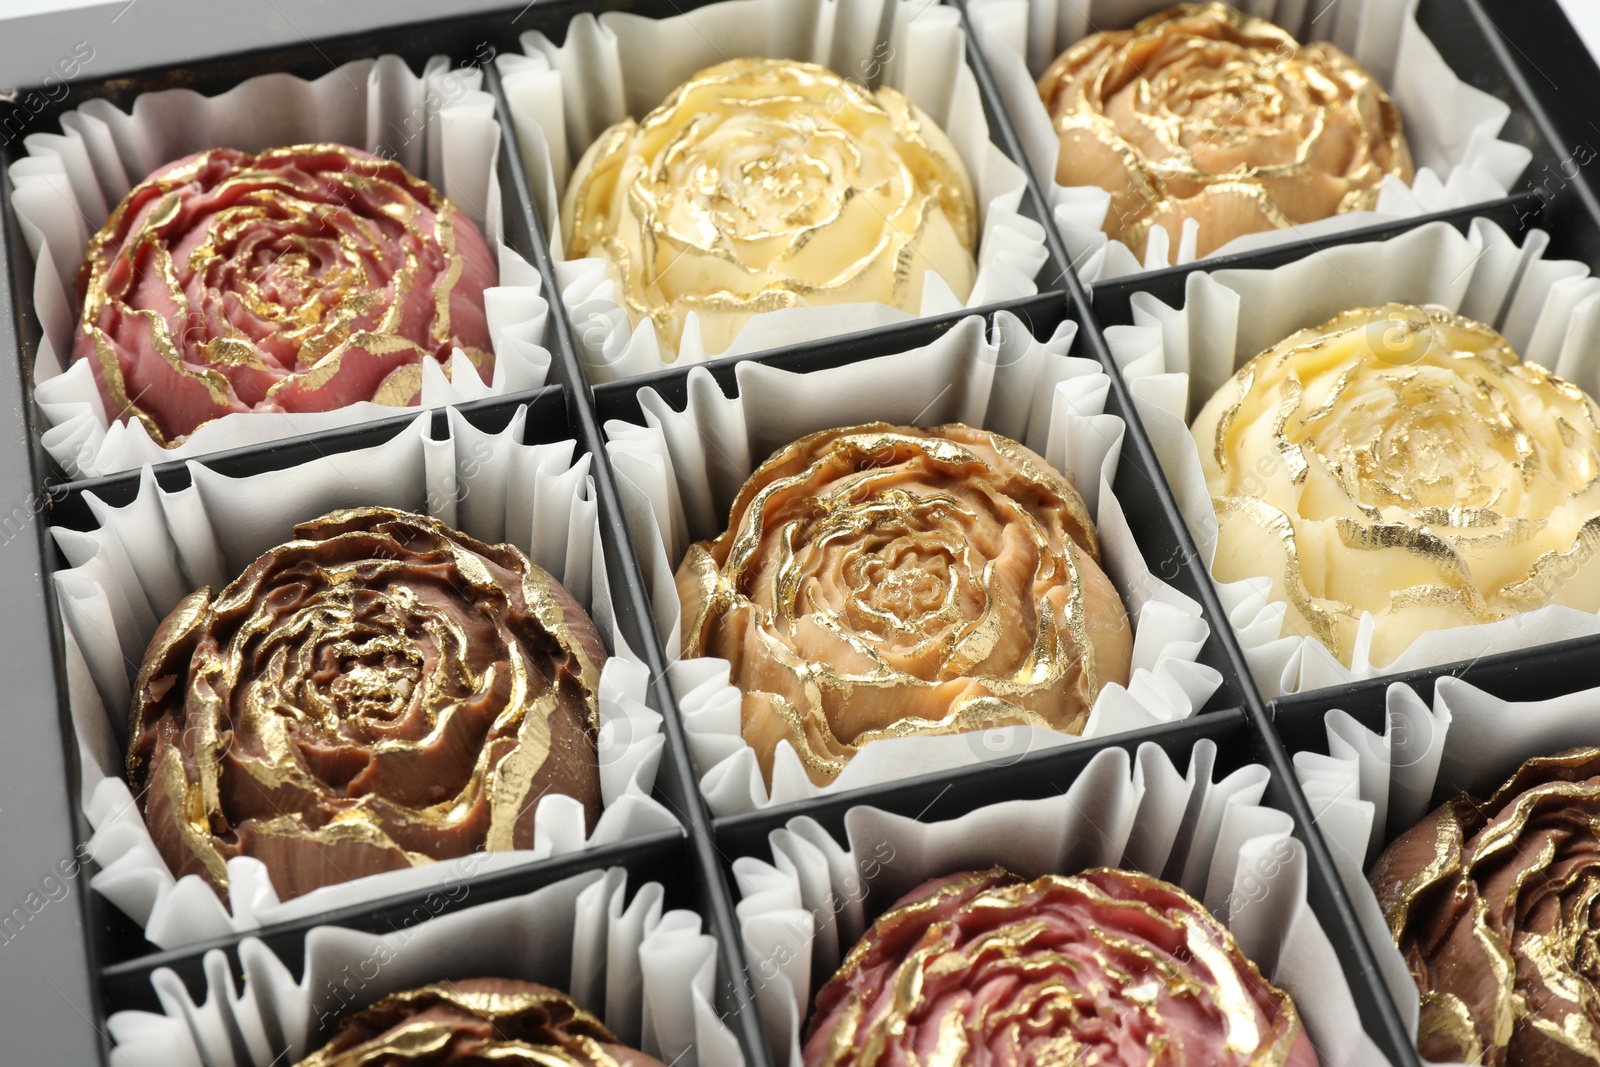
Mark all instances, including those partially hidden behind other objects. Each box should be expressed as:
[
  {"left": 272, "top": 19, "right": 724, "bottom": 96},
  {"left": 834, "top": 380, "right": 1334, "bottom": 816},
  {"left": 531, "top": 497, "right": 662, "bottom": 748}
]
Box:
[
  {"left": 1191, "top": 303, "right": 1600, "bottom": 668},
  {"left": 1371, "top": 749, "right": 1600, "bottom": 1066},
  {"left": 562, "top": 57, "right": 978, "bottom": 358},
  {"left": 1039, "top": 2, "right": 1413, "bottom": 259},
  {"left": 296, "top": 979, "right": 665, "bottom": 1066},
  {"left": 127, "top": 507, "right": 605, "bottom": 902},
  {"left": 676, "top": 423, "right": 1132, "bottom": 785}
]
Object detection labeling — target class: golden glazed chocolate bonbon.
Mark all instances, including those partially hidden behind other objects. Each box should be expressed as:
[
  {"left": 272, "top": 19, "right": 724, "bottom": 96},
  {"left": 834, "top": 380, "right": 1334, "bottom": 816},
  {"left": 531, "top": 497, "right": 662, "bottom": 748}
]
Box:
[
  {"left": 1040, "top": 2, "right": 1413, "bottom": 258},
  {"left": 677, "top": 423, "right": 1131, "bottom": 785},
  {"left": 75, "top": 145, "right": 497, "bottom": 444},
  {"left": 1191, "top": 303, "right": 1600, "bottom": 667},
  {"left": 296, "top": 979, "right": 665, "bottom": 1067},
  {"left": 805, "top": 867, "right": 1317, "bottom": 1066},
  {"left": 127, "top": 508, "right": 605, "bottom": 901},
  {"left": 1371, "top": 749, "right": 1600, "bottom": 1066},
  {"left": 562, "top": 58, "right": 978, "bottom": 357}
]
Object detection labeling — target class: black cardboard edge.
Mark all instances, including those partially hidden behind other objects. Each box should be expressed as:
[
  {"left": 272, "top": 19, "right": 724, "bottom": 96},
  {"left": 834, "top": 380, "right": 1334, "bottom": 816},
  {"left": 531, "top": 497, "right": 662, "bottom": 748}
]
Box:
[
  {"left": 0, "top": 100, "right": 109, "bottom": 1067},
  {"left": 97, "top": 828, "right": 690, "bottom": 1017},
  {"left": 45, "top": 385, "right": 573, "bottom": 518},
  {"left": 479, "top": 61, "right": 773, "bottom": 1067}
]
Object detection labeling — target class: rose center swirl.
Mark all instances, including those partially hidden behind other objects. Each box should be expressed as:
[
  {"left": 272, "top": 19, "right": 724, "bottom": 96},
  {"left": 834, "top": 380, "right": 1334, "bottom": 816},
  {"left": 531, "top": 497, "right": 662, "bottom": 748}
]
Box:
[
  {"left": 1299, "top": 367, "right": 1527, "bottom": 513},
  {"left": 668, "top": 118, "right": 860, "bottom": 249}
]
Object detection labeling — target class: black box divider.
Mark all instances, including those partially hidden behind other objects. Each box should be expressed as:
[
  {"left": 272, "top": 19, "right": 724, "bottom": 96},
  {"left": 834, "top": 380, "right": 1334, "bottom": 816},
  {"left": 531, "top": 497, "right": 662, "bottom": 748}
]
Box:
[
  {"left": 588, "top": 290, "right": 1070, "bottom": 426},
  {"left": 1089, "top": 197, "right": 1538, "bottom": 326},
  {"left": 98, "top": 828, "right": 687, "bottom": 1017},
  {"left": 46, "top": 384, "right": 572, "bottom": 524},
  {"left": 1268, "top": 632, "right": 1600, "bottom": 787},
  {"left": 713, "top": 710, "right": 1250, "bottom": 862},
  {"left": 480, "top": 60, "right": 772, "bottom": 1067}
]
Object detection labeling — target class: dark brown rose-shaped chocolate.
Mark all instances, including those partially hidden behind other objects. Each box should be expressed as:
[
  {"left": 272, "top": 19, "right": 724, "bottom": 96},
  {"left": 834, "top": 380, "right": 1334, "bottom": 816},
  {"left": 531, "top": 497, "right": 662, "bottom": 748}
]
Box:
[
  {"left": 127, "top": 507, "right": 604, "bottom": 902},
  {"left": 806, "top": 867, "right": 1317, "bottom": 1066},
  {"left": 75, "top": 144, "right": 498, "bottom": 445},
  {"left": 676, "top": 423, "right": 1132, "bottom": 786},
  {"left": 296, "top": 979, "right": 664, "bottom": 1067},
  {"left": 1371, "top": 748, "right": 1600, "bottom": 1066},
  {"left": 1039, "top": 2, "right": 1413, "bottom": 258}
]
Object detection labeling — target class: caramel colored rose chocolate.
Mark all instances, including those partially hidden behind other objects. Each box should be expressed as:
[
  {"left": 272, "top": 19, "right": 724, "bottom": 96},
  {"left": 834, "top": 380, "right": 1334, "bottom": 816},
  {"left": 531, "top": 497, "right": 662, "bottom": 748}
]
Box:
[
  {"left": 127, "top": 507, "right": 604, "bottom": 901},
  {"left": 677, "top": 423, "right": 1131, "bottom": 785},
  {"left": 806, "top": 867, "right": 1317, "bottom": 1067},
  {"left": 1192, "top": 303, "right": 1600, "bottom": 668},
  {"left": 76, "top": 145, "right": 497, "bottom": 445},
  {"left": 1039, "top": 2, "right": 1413, "bottom": 259},
  {"left": 297, "top": 979, "right": 665, "bottom": 1067},
  {"left": 1370, "top": 749, "right": 1600, "bottom": 1066},
  {"left": 562, "top": 58, "right": 977, "bottom": 357}
]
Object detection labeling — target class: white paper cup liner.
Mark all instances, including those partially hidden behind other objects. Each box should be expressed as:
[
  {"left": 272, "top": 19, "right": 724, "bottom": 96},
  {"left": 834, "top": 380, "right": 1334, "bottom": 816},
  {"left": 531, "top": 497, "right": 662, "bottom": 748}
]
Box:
[
  {"left": 736, "top": 737, "right": 1390, "bottom": 1066},
  {"left": 104, "top": 866, "right": 742, "bottom": 1067},
  {"left": 1111, "top": 217, "right": 1600, "bottom": 695},
  {"left": 497, "top": 0, "right": 1051, "bottom": 381},
  {"left": 9, "top": 55, "right": 556, "bottom": 479},
  {"left": 603, "top": 309, "right": 1222, "bottom": 815},
  {"left": 967, "top": 0, "right": 1533, "bottom": 280},
  {"left": 59, "top": 407, "right": 679, "bottom": 950}
]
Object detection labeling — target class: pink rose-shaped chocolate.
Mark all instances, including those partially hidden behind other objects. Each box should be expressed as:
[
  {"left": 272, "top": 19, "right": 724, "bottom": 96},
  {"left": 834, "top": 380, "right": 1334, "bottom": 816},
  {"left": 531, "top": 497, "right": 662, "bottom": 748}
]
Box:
[
  {"left": 807, "top": 867, "right": 1317, "bottom": 1067},
  {"left": 74, "top": 144, "right": 497, "bottom": 445}
]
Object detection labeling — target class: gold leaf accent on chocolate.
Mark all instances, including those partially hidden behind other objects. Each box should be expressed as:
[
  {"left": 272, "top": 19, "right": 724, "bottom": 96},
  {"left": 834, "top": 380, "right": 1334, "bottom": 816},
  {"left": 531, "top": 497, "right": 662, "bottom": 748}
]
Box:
[
  {"left": 125, "top": 508, "right": 605, "bottom": 902},
  {"left": 1192, "top": 303, "right": 1600, "bottom": 668},
  {"left": 561, "top": 58, "right": 978, "bottom": 359},
  {"left": 296, "top": 979, "right": 661, "bottom": 1067},
  {"left": 805, "top": 868, "right": 1315, "bottom": 1066},
  {"left": 676, "top": 423, "right": 1131, "bottom": 786},
  {"left": 1039, "top": 2, "right": 1413, "bottom": 259},
  {"left": 1372, "top": 748, "right": 1600, "bottom": 1066},
  {"left": 74, "top": 144, "right": 496, "bottom": 446}
]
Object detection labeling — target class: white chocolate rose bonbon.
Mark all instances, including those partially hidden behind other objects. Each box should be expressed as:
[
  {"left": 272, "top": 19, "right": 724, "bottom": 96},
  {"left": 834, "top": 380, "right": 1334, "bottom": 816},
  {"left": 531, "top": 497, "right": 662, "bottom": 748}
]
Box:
[
  {"left": 1039, "top": 2, "right": 1413, "bottom": 259},
  {"left": 561, "top": 58, "right": 978, "bottom": 357},
  {"left": 1192, "top": 304, "right": 1600, "bottom": 668},
  {"left": 676, "top": 423, "right": 1132, "bottom": 785}
]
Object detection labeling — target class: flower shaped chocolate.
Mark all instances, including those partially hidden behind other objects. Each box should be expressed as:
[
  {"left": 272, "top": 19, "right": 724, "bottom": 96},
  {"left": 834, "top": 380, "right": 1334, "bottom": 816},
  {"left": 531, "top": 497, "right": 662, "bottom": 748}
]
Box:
[
  {"left": 1191, "top": 304, "right": 1600, "bottom": 668},
  {"left": 1039, "top": 2, "right": 1413, "bottom": 259},
  {"left": 676, "top": 423, "right": 1131, "bottom": 785},
  {"left": 1370, "top": 749, "right": 1600, "bottom": 1066},
  {"left": 75, "top": 145, "right": 497, "bottom": 445},
  {"left": 562, "top": 58, "right": 978, "bottom": 358},
  {"left": 297, "top": 979, "right": 664, "bottom": 1067},
  {"left": 806, "top": 867, "right": 1317, "bottom": 1066},
  {"left": 127, "top": 507, "right": 604, "bottom": 901}
]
